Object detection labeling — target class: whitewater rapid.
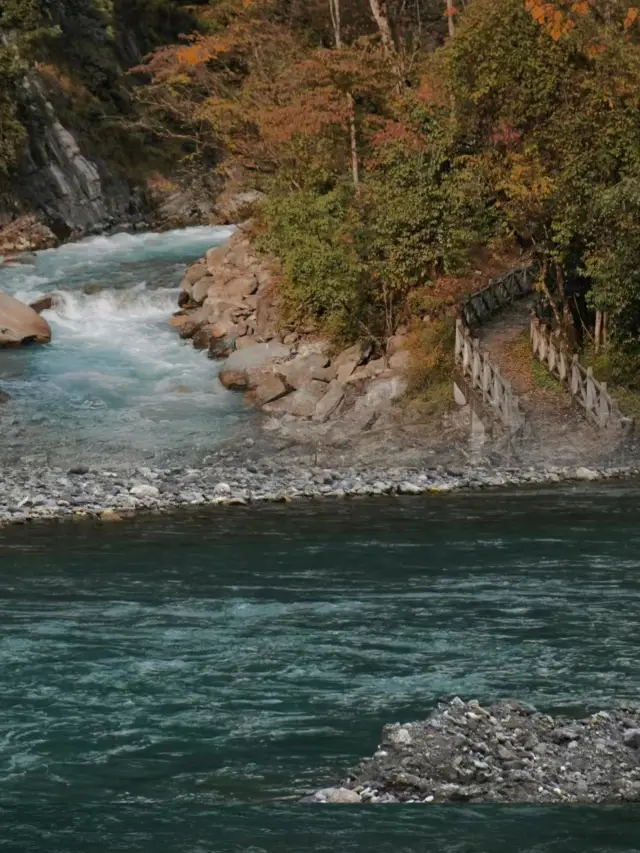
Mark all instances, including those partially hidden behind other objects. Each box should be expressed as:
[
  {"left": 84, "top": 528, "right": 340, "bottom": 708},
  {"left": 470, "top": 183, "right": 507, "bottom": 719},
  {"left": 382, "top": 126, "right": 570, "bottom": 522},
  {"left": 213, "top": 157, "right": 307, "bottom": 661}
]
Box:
[{"left": 0, "top": 226, "right": 251, "bottom": 465}]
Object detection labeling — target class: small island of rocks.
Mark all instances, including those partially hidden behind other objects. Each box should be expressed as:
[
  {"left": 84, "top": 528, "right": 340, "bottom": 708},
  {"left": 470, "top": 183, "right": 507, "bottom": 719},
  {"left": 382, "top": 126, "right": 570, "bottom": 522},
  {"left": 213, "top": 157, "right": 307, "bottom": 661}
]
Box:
[{"left": 309, "top": 697, "right": 640, "bottom": 804}]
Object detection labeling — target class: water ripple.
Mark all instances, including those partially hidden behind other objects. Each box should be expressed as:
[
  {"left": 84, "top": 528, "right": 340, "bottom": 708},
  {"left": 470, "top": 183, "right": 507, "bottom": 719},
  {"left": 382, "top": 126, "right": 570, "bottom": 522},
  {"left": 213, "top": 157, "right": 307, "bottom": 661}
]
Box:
[{"left": 0, "top": 488, "right": 639, "bottom": 850}]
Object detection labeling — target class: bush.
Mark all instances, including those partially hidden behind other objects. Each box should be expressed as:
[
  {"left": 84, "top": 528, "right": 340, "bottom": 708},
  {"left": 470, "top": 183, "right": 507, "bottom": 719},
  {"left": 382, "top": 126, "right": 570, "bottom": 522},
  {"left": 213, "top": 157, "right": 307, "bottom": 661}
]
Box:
[
  {"left": 405, "top": 318, "right": 455, "bottom": 395},
  {"left": 258, "top": 187, "right": 365, "bottom": 338}
]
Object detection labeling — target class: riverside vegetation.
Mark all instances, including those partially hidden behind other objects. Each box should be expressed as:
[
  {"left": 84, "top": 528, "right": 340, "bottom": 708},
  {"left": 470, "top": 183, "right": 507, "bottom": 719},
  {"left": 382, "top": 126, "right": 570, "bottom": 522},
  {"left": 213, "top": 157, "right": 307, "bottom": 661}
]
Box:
[{"left": 135, "top": 0, "right": 640, "bottom": 396}]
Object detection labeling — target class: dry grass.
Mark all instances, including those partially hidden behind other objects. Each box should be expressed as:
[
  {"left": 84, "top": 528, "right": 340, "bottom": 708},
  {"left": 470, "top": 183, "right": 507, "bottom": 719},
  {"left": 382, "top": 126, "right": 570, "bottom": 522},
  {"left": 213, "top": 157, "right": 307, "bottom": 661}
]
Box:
[
  {"left": 403, "top": 319, "right": 455, "bottom": 416},
  {"left": 494, "top": 330, "right": 568, "bottom": 405}
]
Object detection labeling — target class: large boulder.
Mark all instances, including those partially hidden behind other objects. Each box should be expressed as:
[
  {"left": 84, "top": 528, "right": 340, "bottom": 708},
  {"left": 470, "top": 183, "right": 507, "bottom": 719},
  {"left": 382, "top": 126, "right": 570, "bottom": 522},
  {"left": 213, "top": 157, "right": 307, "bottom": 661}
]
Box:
[
  {"left": 265, "top": 379, "right": 328, "bottom": 418},
  {"left": 223, "top": 274, "right": 259, "bottom": 302},
  {"left": 360, "top": 376, "right": 407, "bottom": 409},
  {"left": 221, "top": 342, "right": 291, "bottom": 373},
  {"left": 314, "top": 380, "right": 346, "bottom": 422},
  {"left": 218, "top": 369, "right": 248, "bottom": 391},
  {"left": 179, "top": 262, "right": 207, "bottom": 298},
  {"left": 177, "top": 306, "right": 211, "bottom": 339},
  {"left": 280, "top": 352, "right": 330, "bottom": 390},
  {"left": 248, "top": 373, "right": 289, "bottom": 407},
  {"left": 0, "top": 291, "right": 51, "bottom": 345},
  {"left": 192, "top": 275, "right": 217, "bottom": 305}
]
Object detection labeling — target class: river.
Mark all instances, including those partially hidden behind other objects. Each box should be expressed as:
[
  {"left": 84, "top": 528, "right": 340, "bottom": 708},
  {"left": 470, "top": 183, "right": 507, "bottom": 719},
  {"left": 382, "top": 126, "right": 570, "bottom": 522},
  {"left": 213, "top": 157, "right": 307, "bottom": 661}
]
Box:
[
  {"left": 1, "top": 486, "right": 639, "bottom": 851},
  {"left": 0, "top": 227, "right": 251, "bottom": 466}
]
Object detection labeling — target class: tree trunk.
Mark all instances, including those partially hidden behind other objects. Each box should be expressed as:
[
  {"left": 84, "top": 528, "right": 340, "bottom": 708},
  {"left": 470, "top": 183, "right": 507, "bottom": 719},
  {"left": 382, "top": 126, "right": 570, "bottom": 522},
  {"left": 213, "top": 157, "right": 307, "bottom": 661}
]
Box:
[
  {"left": 329, "top": 0, "right": 343, "bottom": 48},
  {"left": 329, "top": 0, "right": 359, "bottom": 188},
  {"left": 446, "top": 0, "right": 455, "bottom": 37},
  {"left": 347, "top": 92, "right": 359, "bottom": 188},
  {"left": 367, "top": 0, "right": 397, "bottom": 56},
  {"left": 595, "top": 310, "right": 602, "bottom": 354}
]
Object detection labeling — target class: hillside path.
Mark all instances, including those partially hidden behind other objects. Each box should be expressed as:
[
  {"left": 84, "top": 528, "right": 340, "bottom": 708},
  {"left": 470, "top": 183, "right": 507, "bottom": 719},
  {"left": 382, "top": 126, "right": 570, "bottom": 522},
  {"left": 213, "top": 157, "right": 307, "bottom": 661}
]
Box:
[{"left": 476, "top": 301, "right": 621, "bottom": 466}]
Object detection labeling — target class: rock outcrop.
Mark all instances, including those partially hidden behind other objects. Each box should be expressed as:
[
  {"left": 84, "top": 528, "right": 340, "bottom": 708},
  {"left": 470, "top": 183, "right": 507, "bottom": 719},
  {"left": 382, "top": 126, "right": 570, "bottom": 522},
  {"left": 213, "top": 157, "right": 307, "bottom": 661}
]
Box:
[
  {"left": 310, "top": 697, "right": 640, "bottom": 804},
  {"left": 173, "top": 230, "right": 410, "bottom": 444},
  {"left": 0, "top": 216, "right": 57, "bottom": 256},
  {"left": 0, "top": 76, "right": 147, "bottom": 249},
  {"left": 0, "top": 291, "right": 52, "bottom": 346}
]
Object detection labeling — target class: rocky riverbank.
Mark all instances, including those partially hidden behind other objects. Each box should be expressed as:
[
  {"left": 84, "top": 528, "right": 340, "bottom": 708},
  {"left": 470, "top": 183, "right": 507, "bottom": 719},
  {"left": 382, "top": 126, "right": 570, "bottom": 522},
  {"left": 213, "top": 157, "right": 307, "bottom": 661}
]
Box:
[
  {"left": 310, "top": 697, "right": 640, "bottom": 804},
  {"left": 0, "top": 459, "right": 637, "bottom": 528},
  {"left": 171, "top": 226, "right": 412, "bottom": 447}
]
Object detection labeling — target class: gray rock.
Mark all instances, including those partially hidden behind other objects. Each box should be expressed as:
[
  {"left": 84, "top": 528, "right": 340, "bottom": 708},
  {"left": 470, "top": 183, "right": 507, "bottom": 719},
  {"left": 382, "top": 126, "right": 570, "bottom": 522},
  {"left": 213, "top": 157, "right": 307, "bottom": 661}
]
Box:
[
  {"left": 552, "top": 727, "right": 581, "bottom": 743},
  {"left": 129, "top": 484, "right": 160, "bottom": 499},
  {"left": 575, "top": 467, "right": 600, "bottom": 481},
  {"left": 313, "top": 381, "right": 345, "bottom": 422},
  {"left": 280, "top": 353, "right": 330, "bottom": 390},
  {"left": 265, "top": 380, "right": 328, "bottom": 418},
  {"left": 623, "top": 729, "right": 640, "bottom": 749},
  {"left": 386, "top": 726, "right": 413, "bottom": 747},
  {"left": 250, "top": 374, "right": 289, "bottom": 407},
  {"left": 221, "top": 342, "right": 291, "bottom": 373},
  {"left": 313, "top": 787, "right": 362, "bottom": 804},
  {"left": 397, "top": 481, "right": 423, "bottom": 495}
]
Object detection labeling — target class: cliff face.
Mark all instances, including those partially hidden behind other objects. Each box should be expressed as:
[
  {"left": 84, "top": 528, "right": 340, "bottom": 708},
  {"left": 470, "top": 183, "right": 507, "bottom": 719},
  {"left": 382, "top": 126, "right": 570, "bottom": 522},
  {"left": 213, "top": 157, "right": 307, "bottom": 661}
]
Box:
[
  {"left": 0, "top": 76, "right": 146, "bottom": 243},
  {"left": 0, "top": 77, "right": 144, "bottom": 240},
  {"left": 0, "top": 0, "right": 205, "bottom": 250}
]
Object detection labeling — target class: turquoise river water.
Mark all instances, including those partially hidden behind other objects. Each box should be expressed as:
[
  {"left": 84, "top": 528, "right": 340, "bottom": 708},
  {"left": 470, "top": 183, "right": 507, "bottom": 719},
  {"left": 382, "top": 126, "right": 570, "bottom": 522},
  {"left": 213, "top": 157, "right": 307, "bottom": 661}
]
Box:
[
  {"left": 1, "top": 485, "right": 639, "bottom": 851},
  {"left": 0, "top": 227, "right": 249, "bottom": 464}
]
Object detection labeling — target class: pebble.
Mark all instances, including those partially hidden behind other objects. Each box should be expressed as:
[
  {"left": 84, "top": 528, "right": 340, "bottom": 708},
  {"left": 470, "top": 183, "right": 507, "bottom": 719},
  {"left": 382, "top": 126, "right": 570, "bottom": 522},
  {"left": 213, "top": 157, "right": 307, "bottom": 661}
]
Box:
[
  {"left": 130, "top": 484, "right": 161, "bottom": 499},
  {"left": 0, "top": 463, "right": 638, "bottom": 529}
]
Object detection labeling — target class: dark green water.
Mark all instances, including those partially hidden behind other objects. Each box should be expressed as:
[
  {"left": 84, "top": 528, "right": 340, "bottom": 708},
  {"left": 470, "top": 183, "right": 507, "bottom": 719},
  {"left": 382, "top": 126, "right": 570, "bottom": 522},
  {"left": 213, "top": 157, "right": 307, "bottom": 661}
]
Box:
[{"left": 1, "top": 485, "right": 639, "bottom": 851}]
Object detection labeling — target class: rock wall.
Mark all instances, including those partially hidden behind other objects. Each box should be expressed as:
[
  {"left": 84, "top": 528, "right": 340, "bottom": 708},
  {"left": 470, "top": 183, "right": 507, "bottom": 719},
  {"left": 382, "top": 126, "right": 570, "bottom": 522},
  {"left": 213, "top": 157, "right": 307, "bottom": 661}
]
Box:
[{"left": 0, "top": 75, "right": 146, "bottom": 250}]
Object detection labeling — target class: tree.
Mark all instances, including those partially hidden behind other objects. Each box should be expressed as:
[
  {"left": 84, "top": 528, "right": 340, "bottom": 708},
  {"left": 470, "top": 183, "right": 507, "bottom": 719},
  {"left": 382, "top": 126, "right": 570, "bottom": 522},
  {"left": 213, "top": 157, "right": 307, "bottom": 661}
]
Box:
[
  {"left": 445, "top": 0, "right": 455, "bottom": 37},
  {"left": 367, "top": 0, "right": 398, "bottom": 54},
  {"left": 329, "top": 0, "right": 359, "bottom": 187}
]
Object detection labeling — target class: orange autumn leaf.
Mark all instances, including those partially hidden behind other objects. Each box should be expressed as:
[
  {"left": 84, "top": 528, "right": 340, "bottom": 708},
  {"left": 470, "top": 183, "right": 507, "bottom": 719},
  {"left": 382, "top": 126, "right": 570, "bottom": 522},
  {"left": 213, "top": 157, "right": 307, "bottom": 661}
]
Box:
[{"left": 624, "top": 6, "right": 639, "bottom": 28}]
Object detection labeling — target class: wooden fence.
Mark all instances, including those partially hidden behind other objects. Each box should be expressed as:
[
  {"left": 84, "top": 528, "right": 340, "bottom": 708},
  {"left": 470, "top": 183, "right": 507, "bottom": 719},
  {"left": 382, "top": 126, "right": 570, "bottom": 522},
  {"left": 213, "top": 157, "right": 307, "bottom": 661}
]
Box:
[
  {"left": 460, "top": 264, "right": 536, "bottom": 331},
  {"left": 455, "top": 319, "right": 525, "bottom": 431},
  {"left": 530, "top": 316, "right": 628, "bottom": 430}
]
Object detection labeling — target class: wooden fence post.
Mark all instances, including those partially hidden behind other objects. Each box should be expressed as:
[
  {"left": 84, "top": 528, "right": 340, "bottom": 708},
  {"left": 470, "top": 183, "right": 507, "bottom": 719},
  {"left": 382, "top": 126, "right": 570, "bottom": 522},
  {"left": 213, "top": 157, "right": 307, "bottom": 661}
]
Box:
[
  {"left": 599, "top": 381, "right": 609, "bottom": 428},
  {"left": 586, "top": 367, "right": 596, "bottom": 415},
  {"left": 571, "top": 355, "right": 581, "bottom": 397},
  {"left": 558, "top": 349, "right": 567, "bottom": 382},
  {"left": 539, "top": 325, "right": 548, "bottom": 362}
]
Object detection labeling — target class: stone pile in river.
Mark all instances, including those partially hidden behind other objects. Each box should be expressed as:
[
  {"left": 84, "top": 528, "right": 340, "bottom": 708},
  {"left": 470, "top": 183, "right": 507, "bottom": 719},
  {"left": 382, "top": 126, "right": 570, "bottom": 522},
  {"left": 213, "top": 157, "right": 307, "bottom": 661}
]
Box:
[
  {"left": 172, "top": 228, "right": 409, "bottom": 444},
  {"left": 311, "top": 697, "right": 640, "bottom": 804}
]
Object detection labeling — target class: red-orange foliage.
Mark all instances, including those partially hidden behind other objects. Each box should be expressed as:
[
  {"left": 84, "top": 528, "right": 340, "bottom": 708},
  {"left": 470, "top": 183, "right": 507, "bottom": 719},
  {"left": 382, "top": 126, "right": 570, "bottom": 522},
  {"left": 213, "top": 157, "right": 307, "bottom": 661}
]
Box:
[
  {"left": 136, "top": 0, "right": 397, "bottom": 184},
  {"left": 525, "top": 0, "right": 639, "bottom": 40}
]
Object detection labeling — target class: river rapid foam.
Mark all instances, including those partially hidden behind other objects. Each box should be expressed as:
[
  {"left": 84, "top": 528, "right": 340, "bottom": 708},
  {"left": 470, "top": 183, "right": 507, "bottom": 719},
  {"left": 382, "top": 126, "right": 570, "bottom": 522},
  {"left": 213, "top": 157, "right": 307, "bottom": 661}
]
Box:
[{"left": 0, "top": 226, "right": 252, "bottom": 465}]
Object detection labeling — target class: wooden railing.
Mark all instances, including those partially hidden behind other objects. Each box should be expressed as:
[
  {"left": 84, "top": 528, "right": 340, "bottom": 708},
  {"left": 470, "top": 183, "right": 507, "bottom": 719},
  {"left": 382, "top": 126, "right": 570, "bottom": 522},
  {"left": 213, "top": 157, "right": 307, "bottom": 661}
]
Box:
[
  {"left": 530, "top": 316, "right": 628, "bottom": 430},
  {"left": 455, "top": 320, "right": 525, "bottom": 431},
  {"left": 460, "top": 264, "right": 537, "bottom": 331}
]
